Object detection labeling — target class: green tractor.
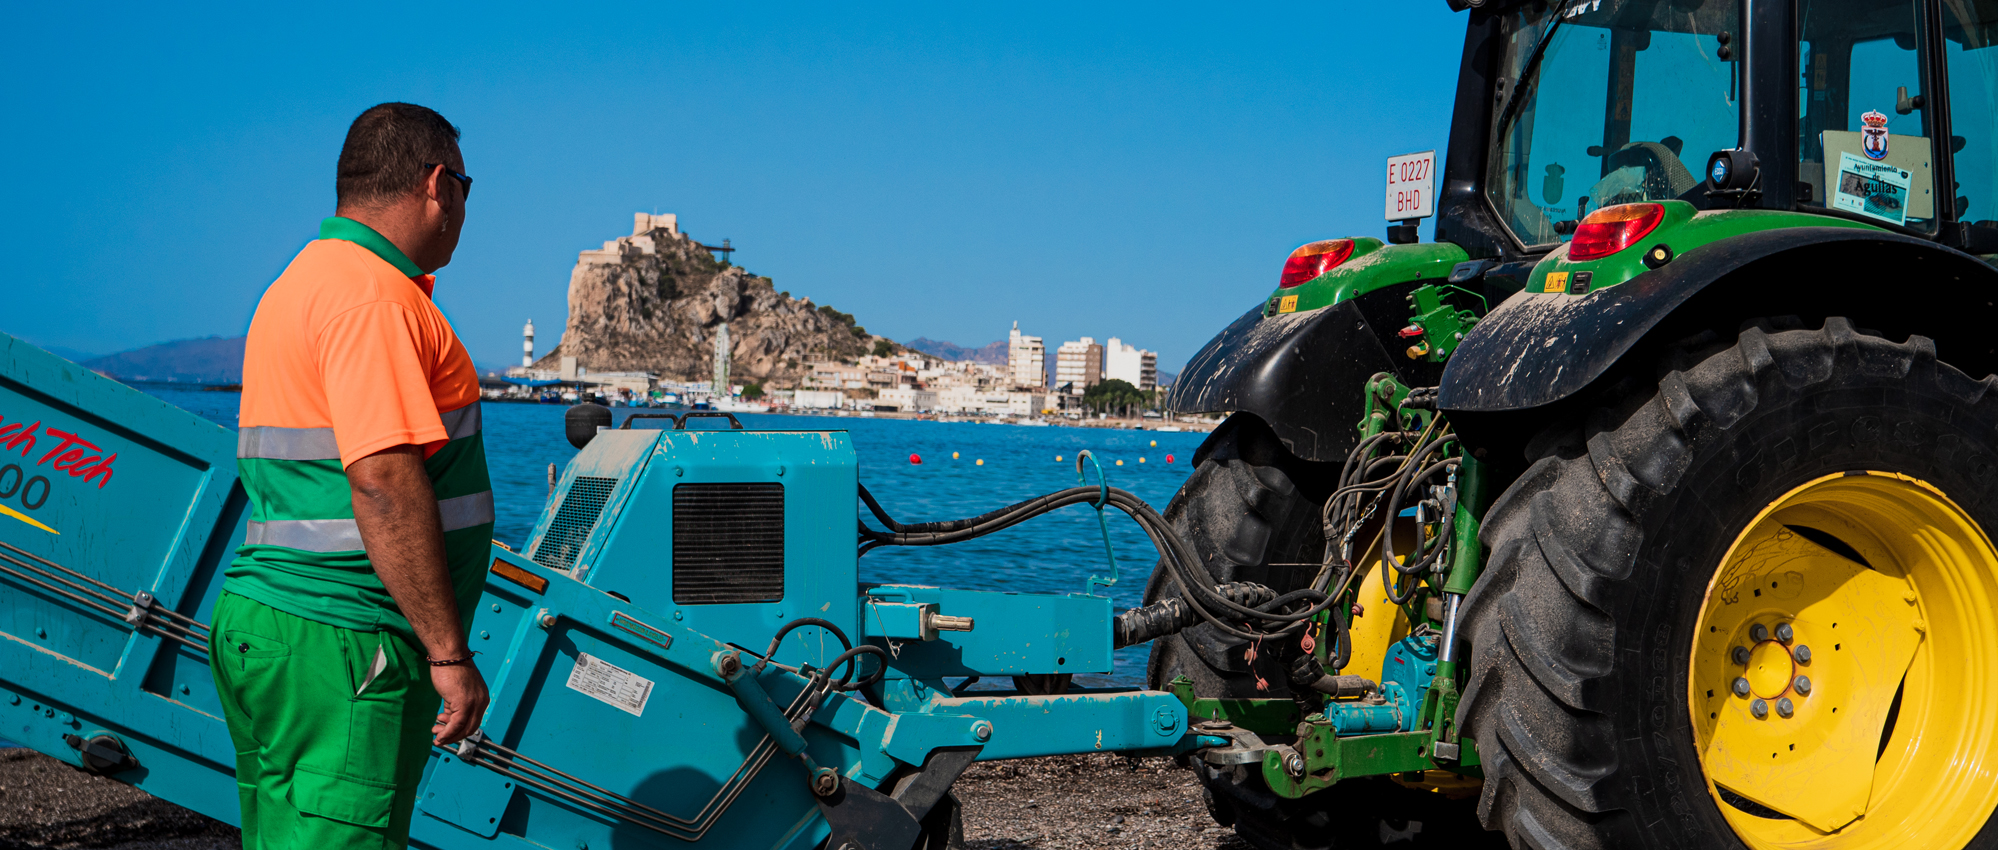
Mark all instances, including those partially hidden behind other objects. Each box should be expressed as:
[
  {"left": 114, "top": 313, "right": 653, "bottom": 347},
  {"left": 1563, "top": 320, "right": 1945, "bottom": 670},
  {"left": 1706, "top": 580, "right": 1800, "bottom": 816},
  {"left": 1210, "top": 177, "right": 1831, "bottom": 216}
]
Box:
[{"left": 1153, "top": 0, "right": 1998, "bottom": 848}]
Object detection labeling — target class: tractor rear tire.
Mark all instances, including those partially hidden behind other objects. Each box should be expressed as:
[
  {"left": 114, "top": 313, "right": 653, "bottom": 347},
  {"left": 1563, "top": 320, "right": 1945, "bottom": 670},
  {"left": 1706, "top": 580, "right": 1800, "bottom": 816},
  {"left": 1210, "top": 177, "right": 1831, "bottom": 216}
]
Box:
[
  {"left": 1148, "top": 415, "right": 1501, "bottom": 849},
  {"left": 1461, "top": 318, "right": 1998, "bottom": 849},
  {"left": 1143, "top": 414, "right": 1328, "bottom": 700}
]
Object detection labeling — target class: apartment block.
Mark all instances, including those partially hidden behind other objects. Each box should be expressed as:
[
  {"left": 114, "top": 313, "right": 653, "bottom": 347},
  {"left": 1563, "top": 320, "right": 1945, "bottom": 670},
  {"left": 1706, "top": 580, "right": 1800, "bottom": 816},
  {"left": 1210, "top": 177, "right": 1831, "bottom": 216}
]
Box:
[
  {"left": 1007, "top": 321, "right": 1046, "bottom": 390},
  {"left": 1054, "top": 337, "right": 1103, "bottom": 395},
  {"left": 1105, "top": 337, "right": 1158, "bottom": 392}
]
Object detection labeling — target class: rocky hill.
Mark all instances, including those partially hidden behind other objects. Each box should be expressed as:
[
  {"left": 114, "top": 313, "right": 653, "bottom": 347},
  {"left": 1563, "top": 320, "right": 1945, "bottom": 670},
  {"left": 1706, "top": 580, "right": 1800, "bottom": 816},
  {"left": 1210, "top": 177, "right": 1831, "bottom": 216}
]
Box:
[{"left": 537, "top": 215, "right": 874, "bottom": 386}]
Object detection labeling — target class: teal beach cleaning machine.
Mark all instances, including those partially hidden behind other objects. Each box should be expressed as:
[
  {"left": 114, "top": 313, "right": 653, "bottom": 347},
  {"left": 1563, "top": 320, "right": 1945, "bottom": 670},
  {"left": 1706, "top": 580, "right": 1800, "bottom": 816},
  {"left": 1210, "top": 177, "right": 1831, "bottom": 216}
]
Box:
[{"left": 0, "top": 334, "right": 1311, "bottom": 849}]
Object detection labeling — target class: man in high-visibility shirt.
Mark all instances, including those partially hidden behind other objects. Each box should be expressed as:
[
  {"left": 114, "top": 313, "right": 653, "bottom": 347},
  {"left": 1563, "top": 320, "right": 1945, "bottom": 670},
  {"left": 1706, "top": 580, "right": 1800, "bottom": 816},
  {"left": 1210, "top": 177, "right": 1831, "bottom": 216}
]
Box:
[{"left": 212, "top": 102, "right": 492, "bottom": 850}]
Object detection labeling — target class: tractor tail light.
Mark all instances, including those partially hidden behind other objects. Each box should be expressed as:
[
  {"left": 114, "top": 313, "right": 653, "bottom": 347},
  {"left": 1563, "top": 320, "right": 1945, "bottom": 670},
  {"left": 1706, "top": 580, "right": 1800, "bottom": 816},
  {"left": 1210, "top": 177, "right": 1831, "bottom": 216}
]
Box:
[
  {"left": 1279, "top": 239, "right": 1356, "bottom": 288},
  {"left": 1568, "top": 203, "right": 1664, "bottom": 261}
]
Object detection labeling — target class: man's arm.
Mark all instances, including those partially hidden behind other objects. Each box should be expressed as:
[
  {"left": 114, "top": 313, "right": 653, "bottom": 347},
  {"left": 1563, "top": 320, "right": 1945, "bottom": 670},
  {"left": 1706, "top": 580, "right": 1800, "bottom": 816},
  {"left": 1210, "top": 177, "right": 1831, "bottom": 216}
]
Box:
[{"left": 347, "top": 445, "right": 489, "bottom": 745}]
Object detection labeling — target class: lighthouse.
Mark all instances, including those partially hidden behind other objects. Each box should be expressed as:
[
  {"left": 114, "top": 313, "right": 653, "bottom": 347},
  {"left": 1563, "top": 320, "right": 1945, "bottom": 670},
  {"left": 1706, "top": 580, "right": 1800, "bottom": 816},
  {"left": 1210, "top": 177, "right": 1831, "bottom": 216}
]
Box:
[
  {"left": 712, "top": 323, "right": 731, "bottom": 396},
  {"left": 522, "top": 320, "right": 535, "bottom": 368}
]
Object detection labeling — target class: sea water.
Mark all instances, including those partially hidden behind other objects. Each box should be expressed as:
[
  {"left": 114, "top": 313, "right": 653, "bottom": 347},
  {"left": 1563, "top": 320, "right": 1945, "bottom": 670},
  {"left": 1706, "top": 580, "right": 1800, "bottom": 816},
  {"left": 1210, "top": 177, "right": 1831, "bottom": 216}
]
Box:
[{"left": 137, "top": 388, "right": 1209, "bottom": 687}]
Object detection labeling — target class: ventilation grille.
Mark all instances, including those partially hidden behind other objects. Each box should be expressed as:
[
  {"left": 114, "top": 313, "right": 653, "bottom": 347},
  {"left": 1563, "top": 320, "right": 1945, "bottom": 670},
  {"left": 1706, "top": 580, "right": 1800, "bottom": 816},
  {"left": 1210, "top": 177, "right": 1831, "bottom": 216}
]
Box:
[
  {"left": 532, "top": 476, "right": 619, "bottom": 572},
  {"left": 673, "top": 483, "right": 784, "bottom": 604}
]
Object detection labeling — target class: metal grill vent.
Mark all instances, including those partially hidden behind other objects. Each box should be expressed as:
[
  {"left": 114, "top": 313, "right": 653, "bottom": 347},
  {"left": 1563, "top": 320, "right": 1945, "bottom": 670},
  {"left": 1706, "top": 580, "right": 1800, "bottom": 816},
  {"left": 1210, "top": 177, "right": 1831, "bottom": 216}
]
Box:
[
  {"left": 673, "top": 483, "right": 784, "bottom": 604},
  {"left": 532, "top": 476, "right": 619, "bottom": 572}
]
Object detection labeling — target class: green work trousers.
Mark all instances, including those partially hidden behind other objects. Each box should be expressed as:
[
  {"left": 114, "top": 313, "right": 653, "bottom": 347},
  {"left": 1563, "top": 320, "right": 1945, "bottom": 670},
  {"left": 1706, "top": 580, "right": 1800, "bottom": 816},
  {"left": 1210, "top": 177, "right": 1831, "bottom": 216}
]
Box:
[{"left": 209, "top": 591, "right": 438, "bottom": 849}]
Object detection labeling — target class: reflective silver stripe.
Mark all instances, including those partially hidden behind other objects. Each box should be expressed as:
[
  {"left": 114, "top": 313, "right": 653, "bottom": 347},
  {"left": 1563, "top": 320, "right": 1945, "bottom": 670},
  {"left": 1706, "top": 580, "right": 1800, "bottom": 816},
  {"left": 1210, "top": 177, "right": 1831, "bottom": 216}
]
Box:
[
  {"left": 441, "top": 404, "right": 483, "bottom": 441},
  {"left": 438, "top": 490, "right": 495, "bottom": 530},
  {"left": 239, "top": 406, "right": 478, "bottom": 462},
  {"left": 244, "top": 519, "right": 365, "bottom": 552},
  {"left": 238, "top": 426, "right": 340, "bottom": 461},
  {"left": 243, "top": 491, "right": 494, "bottom": 553}
]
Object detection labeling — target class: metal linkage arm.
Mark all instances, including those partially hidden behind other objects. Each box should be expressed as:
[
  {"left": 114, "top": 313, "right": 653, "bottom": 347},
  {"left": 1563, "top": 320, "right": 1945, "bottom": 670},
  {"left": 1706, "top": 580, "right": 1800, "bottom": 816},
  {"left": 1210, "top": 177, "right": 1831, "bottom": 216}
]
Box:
[{"left": 0, "top": 542, "right": 210, "bottom": 653}]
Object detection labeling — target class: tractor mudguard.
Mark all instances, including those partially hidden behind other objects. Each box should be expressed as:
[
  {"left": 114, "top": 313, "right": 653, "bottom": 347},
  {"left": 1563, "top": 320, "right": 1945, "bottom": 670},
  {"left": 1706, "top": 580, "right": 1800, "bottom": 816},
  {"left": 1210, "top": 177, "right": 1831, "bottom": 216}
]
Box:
[
  {"left": 1437, "top": 226, "right": 1998, "bottom": 419},
  {"left": 1168, "top": 284, "right": 1443, "bottom": 463}
]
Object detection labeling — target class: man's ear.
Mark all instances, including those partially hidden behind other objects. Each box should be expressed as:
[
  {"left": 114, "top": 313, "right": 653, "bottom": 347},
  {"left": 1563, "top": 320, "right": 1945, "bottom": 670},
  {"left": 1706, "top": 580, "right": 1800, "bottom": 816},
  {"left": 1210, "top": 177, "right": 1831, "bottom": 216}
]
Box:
[{"left": 423, "top": 164, "right": 445, "bottom": 205}]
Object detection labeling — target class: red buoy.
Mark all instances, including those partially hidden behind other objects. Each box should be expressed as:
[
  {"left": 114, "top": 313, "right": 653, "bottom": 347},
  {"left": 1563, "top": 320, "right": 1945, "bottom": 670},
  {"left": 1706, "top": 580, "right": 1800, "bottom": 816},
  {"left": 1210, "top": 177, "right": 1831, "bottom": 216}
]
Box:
[
  {"left": 1166, "top": 454, "right": 1175, "bottom": 464},
  {"left": 909, "top": 454, "right": 922, "bottom": 464}
]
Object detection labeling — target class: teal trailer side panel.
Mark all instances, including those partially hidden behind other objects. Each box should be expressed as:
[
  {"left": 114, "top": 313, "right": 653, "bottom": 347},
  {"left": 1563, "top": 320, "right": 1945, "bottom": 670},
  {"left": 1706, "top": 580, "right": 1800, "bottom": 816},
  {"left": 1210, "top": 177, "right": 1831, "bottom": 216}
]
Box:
[{"left": 0, "top": 333, "right": 246, "bottom": 827}]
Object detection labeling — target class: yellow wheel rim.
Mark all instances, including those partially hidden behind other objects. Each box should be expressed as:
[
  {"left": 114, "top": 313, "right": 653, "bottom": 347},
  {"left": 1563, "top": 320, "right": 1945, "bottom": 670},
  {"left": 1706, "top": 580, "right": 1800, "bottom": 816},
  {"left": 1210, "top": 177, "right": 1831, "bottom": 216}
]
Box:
[{"left": 1690, "top": 472, "right": 1998, "bottom": 848}]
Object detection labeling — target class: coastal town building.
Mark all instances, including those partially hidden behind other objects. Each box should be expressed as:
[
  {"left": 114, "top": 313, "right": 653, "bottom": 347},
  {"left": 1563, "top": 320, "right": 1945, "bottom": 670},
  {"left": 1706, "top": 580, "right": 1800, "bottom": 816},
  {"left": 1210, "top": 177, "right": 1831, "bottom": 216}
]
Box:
[
  {"left": 1054, "top": 337, "right": 1103, "bottom": 395},
  {"left": 794, "top": 350, "right": 1054, "bottom": 414},
  {"left": 1105, "top": 337, "right": 1158, "bottom": 392},
  {"left": 875, "top": 387, "right": 940, "bottom": 412},
  {"left": 791, "top": 389, "right": 846, "bottom": 409},
  {"left": 804, "top": 363, "right": 869, "bottom": 390},
  {"left": 1007, "top": 322, "right": 1046, "bottom": 390}
]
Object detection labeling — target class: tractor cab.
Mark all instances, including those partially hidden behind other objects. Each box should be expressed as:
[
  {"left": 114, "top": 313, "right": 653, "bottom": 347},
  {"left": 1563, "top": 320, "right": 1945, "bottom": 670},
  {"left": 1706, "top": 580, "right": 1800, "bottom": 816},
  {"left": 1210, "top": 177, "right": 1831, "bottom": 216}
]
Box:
[
  {"left": 1482, "top": 1, "right": 1738, "bottom": 246},
  {"left": 1440, "top": 0, "right": 1998, "bottom": 261}
]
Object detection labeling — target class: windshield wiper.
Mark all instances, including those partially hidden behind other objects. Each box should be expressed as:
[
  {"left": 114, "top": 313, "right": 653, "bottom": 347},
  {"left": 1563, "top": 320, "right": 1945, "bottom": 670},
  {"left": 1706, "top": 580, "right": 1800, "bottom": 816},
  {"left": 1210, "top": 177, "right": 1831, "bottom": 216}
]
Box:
[{"left": 1493, "top": 5, "right": 1571, "bottom": 137}]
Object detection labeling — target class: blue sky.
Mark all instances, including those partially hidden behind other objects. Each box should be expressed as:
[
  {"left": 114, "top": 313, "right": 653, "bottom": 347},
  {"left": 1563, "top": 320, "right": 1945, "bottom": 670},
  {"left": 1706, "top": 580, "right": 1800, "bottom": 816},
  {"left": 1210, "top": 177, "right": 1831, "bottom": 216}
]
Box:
[{"left": 3, "top": 2, "right": 1465, "bottom": 373}]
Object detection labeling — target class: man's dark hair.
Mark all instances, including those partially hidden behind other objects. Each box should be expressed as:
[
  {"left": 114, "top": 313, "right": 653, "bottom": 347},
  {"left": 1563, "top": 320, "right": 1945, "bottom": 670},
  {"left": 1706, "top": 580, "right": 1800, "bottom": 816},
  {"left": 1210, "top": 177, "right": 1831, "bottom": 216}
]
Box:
[{"left": 336, "top": 103, "right": 461, "bottom": 209}]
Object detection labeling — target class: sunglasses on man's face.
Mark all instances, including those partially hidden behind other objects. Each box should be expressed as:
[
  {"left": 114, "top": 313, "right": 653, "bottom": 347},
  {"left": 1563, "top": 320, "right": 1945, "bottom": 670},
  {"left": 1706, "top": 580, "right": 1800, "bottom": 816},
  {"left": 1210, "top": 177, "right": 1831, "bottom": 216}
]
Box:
[{"left": 422, "top": 163, "right": 472, "bottom": 200}]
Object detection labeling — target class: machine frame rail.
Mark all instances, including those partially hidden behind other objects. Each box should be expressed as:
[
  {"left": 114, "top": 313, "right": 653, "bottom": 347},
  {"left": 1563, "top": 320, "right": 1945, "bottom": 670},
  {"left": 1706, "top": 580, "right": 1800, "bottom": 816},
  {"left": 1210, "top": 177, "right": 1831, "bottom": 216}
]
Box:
[{"left": 0, "top": 540, "right": 210, "bottom": 654}]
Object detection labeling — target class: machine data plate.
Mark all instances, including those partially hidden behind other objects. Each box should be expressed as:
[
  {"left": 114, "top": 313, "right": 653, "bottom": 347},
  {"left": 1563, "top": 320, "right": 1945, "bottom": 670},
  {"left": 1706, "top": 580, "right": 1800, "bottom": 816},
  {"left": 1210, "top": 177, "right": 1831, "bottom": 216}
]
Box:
[{"left": 565, "top": 652, "right": 655, "bottom": 716}]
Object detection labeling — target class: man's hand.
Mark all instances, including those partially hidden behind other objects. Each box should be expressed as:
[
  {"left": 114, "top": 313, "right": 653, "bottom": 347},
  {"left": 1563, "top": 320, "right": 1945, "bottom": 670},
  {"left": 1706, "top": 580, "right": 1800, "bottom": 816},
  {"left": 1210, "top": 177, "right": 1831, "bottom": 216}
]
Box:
[
  {"left": 430, "top": 663, "right": 490, "bottom": 745},
  {"left": 348, "top": 445, "right": 488, "bottom": 743}
]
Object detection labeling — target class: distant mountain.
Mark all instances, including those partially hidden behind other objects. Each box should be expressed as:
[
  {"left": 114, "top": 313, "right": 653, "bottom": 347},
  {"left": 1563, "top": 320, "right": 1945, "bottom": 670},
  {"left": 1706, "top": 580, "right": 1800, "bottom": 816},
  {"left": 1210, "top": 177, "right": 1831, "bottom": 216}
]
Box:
[
  {"left": 84, "top": 336, "right": 245, "bottom": 384},
  {"left": 905, "top": 338, "right": 1007, "bottom": 365}
]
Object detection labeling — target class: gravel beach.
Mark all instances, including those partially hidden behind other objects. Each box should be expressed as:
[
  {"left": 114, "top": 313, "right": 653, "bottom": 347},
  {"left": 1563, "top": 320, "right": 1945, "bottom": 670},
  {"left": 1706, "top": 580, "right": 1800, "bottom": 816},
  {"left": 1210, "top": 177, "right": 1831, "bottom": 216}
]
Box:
[
  {"left": 0, "top": 749, "right": 236, "bottom": 850},
  {"left": 0, "top": 748, "right": 1498, "bottom": 849}
]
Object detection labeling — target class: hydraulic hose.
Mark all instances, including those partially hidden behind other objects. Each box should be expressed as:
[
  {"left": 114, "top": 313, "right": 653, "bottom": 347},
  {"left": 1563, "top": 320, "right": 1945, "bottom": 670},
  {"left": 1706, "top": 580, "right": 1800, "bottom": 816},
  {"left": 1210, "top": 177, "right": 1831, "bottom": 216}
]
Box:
[
  {"left": 857, "top": 483, "right": 1331, "bottom": 642},
  {"left": 1112, "top": 582, "right": 1274, "bottom": 647},
  {"left": 1379, "top": 433, "right": 1461, "bottom": 604}
]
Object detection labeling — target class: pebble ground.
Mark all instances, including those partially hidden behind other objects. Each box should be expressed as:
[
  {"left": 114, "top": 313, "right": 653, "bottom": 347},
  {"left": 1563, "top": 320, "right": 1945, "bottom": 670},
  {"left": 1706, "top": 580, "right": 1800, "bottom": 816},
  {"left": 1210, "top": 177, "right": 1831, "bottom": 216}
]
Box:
[
  {"left": 953, "top": 753, "right": 1254, "bottom": 850},
  {"left": 0, "top": 748, "right": 1488, "bottom": 849}
]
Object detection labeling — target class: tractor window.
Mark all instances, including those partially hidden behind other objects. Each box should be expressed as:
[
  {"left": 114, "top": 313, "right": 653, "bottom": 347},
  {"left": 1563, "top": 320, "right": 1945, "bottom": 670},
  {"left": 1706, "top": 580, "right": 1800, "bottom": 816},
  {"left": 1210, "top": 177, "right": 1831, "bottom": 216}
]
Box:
[
  {"left": 1944, "top": 0, "right": 1998, "bottom": 229},
  {"left": 1486, "top": 0, "right": 1739, "bottom": 249},
  {"left": 1797, "top": 0, "right": 1938, "bottom": 232}
]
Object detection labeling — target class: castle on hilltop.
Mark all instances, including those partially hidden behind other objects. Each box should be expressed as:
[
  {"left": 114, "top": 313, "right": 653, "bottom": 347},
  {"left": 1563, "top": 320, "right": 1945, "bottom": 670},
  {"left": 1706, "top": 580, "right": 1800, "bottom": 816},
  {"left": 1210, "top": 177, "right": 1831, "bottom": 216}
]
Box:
[{"left": 578, "top": 213, "right": 680, "bottom": 265}]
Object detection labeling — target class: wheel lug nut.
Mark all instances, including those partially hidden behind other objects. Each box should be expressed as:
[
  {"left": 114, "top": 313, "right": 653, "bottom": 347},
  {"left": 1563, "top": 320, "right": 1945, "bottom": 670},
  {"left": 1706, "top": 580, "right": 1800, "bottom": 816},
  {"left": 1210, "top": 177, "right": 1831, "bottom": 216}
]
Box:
[
  {"left": 1794, "top": 645, "right": 1812, "bottom": 664},
  {"left": 1750, "top": 624, "right": 1770, "bottom": 642},
  {"left": 1733, "top": 677, "right": 1752, "bottom": 696},
  {"left": 1775, "top": 623, "right": 1794, "bottom": 643},
  {"left": 1751, "top": 699, "right": 1769, "bottom": 719},
  {"left": 1794, "top": 675, "right": 1811, "bottom": 695},
  {"left": 1776, "top": 697, "right": 1794, "bottom": 718},
  {"left": 1732, "top": 646, "right": 1751, "bottom": 665}
]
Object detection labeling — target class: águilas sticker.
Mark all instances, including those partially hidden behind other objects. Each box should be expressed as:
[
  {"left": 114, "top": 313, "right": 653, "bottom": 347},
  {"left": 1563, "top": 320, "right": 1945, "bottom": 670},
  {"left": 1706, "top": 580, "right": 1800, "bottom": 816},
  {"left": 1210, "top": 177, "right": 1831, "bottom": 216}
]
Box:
[
  {"left": 1860, "top": 110, "right": 1890, "bottom": 160},
  {"left": 1833, "top": 151, "right": 1911, "bottom": 226}
]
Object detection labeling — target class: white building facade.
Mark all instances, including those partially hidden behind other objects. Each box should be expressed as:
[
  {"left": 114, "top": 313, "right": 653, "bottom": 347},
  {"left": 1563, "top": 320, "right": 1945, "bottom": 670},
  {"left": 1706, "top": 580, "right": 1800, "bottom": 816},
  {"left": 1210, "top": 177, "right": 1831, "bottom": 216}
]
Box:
[
  {"left": 1007, "top": 321, "right": 1046, "bottom": 390},
  {"left": 1104, "top": 337, "right": 1159, "bottom": 392}
]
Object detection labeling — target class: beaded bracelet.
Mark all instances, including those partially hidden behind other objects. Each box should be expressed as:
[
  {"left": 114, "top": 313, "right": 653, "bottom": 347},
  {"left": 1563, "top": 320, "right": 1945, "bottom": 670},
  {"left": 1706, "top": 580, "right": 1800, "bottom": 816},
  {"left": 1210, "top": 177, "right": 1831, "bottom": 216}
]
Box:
[{"left": 428, "top": 651, "right": 481, "bottom": 667}]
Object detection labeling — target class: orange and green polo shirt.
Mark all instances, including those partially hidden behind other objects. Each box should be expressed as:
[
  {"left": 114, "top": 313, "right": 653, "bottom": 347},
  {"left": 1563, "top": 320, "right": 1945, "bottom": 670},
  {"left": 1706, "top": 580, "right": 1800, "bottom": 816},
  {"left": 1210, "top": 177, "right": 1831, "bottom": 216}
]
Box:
[{"left": 227, "top": 216, "right": 493, "bottom": 639}]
